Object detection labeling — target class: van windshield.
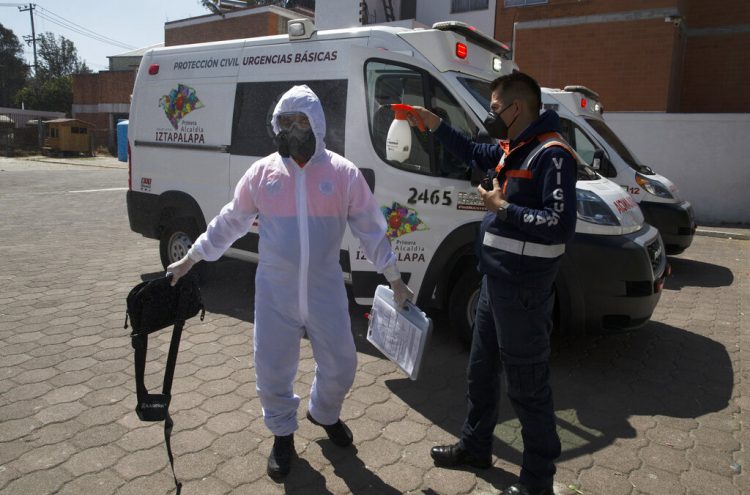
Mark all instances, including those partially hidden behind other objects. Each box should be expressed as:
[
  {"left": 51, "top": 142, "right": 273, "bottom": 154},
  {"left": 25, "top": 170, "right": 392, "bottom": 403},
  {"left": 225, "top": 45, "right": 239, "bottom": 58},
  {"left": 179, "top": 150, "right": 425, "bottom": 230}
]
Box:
[
  {"left": 584, "top": 118, "right": 650, "bottom": 173},
  {"left": 458, "top": 77, "right": 492, "bottom": 113}
]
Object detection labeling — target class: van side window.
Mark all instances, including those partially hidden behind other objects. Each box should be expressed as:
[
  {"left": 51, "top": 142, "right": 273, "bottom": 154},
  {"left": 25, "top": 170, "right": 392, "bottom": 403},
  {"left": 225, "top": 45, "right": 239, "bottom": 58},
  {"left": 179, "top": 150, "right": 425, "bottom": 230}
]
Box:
[
  {"left": 231, "top": 79, "right": 347, "bottom": 157},
  {"left": 366, "top": 61, "right": 431, "bottom": 174},
  {"left": 559, "top": 118, "right": 597, "bottom": 166},
  {"left": 429, "top": 82, "right": 475, "bottom": 179},
  {"left": 365, "top": 60, "right": 473, "bottom": 178}
]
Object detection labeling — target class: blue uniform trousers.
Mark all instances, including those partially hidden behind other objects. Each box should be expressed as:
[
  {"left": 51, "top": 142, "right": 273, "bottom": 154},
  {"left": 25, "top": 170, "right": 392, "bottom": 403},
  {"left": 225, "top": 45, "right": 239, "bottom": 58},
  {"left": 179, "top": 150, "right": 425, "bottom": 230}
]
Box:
[{"left": 459, "top": 274, "right": 561, "bottom": 489}]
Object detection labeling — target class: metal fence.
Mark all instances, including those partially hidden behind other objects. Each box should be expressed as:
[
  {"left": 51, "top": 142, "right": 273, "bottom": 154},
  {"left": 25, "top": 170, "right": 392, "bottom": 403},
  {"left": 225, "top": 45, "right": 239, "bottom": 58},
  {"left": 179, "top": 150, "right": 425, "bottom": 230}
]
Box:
[{"left": 0, "top": 107, "right": 66, "bottom": 156}]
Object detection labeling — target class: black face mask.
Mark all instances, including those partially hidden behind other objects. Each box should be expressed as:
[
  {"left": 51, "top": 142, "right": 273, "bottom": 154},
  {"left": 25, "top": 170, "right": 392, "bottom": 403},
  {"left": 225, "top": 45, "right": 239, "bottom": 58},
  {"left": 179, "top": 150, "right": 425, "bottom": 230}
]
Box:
[
  {"left": 482, "top": 103, "right": 515, "bottom": 140},
  {"left": 275, "top": 127, "right": 316, "bottom": 163}
]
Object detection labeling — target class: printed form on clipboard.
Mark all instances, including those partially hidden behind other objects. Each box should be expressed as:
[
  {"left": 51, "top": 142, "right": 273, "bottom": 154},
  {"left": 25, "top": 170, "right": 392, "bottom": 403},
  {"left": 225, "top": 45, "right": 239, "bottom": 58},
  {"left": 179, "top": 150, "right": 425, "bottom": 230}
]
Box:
[{"left": 367, "top": 285, "right": 432, "bottom": 380}]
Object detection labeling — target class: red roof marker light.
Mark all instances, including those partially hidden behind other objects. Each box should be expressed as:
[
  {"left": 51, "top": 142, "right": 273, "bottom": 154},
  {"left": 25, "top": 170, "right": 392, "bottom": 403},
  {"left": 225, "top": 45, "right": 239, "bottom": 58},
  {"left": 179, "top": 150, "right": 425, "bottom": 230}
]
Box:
[
  {"left": 581, "top": 97, "right": 587, "bottom": 108},
  {"left": 456, "top": 42, "right": 468, "bottom": 59},
  {"left": 148, "top": 64, "right": 159, "bottom": 75}
]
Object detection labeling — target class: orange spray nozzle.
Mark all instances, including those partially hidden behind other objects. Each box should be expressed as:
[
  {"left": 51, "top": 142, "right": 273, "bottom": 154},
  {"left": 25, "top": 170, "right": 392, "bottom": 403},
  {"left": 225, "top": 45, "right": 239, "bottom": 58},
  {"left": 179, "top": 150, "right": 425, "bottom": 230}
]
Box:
[{"left": 390, "top": 104, "right": 426, "bottom": 132}]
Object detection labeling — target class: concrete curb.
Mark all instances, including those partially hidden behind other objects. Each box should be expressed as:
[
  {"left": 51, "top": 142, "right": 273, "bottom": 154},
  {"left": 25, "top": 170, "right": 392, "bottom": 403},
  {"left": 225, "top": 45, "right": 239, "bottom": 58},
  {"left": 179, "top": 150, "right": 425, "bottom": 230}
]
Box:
[
  {"left": 695, "top": 228, "right": 750, "bottom": 240},
  {"left": 21, "top": 157, "right": 127, "bottom": 170}
]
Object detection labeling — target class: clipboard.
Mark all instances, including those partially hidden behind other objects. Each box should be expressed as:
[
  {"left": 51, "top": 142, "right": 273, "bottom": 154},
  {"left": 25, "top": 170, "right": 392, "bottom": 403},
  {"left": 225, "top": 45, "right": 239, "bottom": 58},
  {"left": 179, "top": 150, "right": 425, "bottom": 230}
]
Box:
[{"left": 366, "top": 285, "right": 432, "bottom": 380}]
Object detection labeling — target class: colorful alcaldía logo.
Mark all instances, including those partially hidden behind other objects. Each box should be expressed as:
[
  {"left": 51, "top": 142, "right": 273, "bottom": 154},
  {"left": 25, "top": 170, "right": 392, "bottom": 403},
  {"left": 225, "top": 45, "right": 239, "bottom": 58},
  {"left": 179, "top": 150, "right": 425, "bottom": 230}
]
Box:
[
  {"left": 159, "top": 84, "right": 204, "bottom": 129},
  {"left": 382, "top": 202, "right": 428, "bottom": 239}
]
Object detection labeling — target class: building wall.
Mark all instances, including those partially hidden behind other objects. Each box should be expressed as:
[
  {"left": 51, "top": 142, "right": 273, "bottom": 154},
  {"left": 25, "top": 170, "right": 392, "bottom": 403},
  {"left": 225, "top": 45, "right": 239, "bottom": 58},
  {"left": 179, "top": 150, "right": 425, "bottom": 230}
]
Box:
[
  {"left": 72, "top": 72, "right": 135, "bottom": 152},
  {"left": 514, "top": 19, "right": 679, "bottom": 111},
  {"left": 73, "top": 71, "right": 135, "bottom": 105},
  {"left": 605, "top": 112, "right": 750, "bottom": 224},
  {"left": 681, "top": 33, "right": 750, "bottom": 112},
  {"left": 494, "top": 0, "right": 679, "bottom": 41},
  {"left": 165, "top": 10, "right": 287, "bottom": 46},
  {"left": 109, "top": 56, "right": 142, "bottom": 72},
  {"left": 683, "top": 0, "right": 749, "bottom": 28},
  {"left": 493, "top": 0, "right": 750, "bottom": 112},
  {"left": 679, "top": 0, "right": 750, "bottom": 112}
]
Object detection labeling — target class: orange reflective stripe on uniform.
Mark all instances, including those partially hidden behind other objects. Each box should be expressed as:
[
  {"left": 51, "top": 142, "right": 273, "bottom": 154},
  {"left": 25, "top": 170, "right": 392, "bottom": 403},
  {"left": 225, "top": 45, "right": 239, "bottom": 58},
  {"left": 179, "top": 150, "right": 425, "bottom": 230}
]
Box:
[
  {"left": 542, "top": 141, "right": 575, "bottom": 156},
  {"left": 506, "top": 170, "right": 533, "bottom": 179},
  {"left": 536, "top": 131, "right": 561, "bottom": 142},
  {"left": 495, "top": 132, "right": 575, "bottom": 190}
]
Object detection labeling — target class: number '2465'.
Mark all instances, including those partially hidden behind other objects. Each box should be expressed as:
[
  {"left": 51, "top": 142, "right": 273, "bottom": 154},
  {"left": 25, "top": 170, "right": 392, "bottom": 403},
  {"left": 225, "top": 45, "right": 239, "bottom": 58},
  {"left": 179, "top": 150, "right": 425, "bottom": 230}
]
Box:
[{"left": 407, "top": 188, "right": 452, "bottom": 206}]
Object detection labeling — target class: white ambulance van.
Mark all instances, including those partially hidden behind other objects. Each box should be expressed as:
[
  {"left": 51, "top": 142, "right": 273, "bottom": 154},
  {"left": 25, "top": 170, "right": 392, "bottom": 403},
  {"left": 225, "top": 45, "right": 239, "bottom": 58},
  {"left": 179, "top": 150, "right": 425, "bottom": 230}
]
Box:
[
  {"left": 127, "top": 20, "right": 667, "bottom": 343},
  {"left": 541, "top": 86, "right": 696, "bottom": 254}
]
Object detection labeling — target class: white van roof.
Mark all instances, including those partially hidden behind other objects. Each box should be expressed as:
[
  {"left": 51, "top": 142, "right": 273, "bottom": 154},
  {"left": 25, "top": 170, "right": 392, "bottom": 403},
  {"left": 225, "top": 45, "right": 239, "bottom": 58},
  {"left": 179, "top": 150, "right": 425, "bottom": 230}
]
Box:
[
  {"left": 141, "top": 22, "right": 516, "bottom": 81},
  {"left": 542, "top": 86, "right": 604, "bottom": 118}
]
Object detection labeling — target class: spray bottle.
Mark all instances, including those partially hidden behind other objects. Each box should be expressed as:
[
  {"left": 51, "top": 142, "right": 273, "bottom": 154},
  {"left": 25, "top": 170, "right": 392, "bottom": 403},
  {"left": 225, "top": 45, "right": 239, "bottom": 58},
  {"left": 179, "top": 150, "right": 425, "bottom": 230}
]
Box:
[{"left": 386, "top": 104, "right": 426, "bottom": 162}]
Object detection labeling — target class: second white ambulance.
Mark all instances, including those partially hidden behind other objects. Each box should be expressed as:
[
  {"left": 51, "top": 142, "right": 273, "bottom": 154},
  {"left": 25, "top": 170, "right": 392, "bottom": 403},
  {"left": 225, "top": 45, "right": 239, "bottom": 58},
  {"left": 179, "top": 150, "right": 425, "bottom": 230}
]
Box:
[{"left": 540, "top": 86, "right": 696, "bottom": 254}]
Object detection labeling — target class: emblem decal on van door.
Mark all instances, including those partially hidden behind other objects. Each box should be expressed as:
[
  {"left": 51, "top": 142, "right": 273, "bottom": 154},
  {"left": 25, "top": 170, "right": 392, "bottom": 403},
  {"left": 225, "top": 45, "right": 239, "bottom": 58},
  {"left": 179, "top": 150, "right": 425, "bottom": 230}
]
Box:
[
  {"left": 381, "top": 202, "right": 428, "bottom": 239},
  {"left": 159, "top": 84, "right": 204, "bottom": 129}
]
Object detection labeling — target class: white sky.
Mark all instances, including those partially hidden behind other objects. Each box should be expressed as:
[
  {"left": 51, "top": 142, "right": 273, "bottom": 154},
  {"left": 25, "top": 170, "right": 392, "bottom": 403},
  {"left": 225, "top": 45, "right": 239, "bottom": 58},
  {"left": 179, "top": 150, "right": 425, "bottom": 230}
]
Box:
[{"left": 1, "top": 1, "right": 210, "bottom": 71}]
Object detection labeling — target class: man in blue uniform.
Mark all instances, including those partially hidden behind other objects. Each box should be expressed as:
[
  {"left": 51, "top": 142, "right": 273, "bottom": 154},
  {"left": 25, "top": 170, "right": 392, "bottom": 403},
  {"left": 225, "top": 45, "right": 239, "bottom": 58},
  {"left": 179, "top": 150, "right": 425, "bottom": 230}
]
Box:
[{"left": 408, "top": 72, "right": 577, "bottom": 495}]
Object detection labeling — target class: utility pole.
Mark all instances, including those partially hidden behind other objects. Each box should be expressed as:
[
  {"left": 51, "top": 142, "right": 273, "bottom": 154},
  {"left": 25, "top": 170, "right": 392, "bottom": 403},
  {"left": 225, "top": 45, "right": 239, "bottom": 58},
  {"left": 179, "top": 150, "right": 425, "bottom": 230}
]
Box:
[{"left": 18, "top": 3, "right": 39, "bottom": 74}]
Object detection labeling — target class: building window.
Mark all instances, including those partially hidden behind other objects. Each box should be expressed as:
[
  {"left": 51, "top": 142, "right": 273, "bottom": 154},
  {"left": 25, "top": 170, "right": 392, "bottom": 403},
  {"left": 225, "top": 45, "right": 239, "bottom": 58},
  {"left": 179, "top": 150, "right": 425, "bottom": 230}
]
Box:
[
  {"left": 504, "top": 0, "right": 548, "bottom": 7},
  {"left": 451, "top": 0, "right": 489, "bottom": 14}
]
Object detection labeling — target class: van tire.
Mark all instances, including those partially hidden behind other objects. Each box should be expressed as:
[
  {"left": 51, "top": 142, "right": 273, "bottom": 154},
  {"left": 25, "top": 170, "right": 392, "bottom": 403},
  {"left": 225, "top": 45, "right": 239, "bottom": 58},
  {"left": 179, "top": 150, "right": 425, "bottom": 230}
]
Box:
[
  {"left": 159, "top": 218, "right": 205, "bottom": 278},
  {"left": 449, "top": 268, "right": 482, "bottom": 346}
]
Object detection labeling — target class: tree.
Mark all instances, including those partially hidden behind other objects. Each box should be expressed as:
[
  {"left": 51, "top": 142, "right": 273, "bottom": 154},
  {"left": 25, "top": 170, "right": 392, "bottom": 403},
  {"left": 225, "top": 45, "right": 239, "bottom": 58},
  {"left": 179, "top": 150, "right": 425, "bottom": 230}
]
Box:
[
  {"left": 0, "top": 23, "right": 29, "bottom": 108},
  {"left": 14, "top": 76, "right": 72, "bottom": 114},
  {"left": 13, "top": 32, "right": 90, "bottom": 113},
  {"left": 35, "top": 32, "right": 90, "bottom": 79}
]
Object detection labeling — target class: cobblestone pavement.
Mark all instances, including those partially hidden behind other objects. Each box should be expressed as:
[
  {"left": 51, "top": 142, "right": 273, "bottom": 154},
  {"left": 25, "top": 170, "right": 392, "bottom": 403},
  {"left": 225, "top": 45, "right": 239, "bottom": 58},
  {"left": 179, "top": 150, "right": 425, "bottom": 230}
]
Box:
[{"left": 0, "top": 158, "right": 748, "bottom": 494}]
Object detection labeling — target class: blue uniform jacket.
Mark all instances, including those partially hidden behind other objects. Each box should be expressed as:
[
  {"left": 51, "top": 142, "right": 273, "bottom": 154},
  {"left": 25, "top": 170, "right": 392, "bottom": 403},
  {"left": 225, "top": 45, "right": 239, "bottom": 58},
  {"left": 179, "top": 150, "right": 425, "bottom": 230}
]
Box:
[{"left": 433, "top": 110, "right": 578, "bottom": 287}]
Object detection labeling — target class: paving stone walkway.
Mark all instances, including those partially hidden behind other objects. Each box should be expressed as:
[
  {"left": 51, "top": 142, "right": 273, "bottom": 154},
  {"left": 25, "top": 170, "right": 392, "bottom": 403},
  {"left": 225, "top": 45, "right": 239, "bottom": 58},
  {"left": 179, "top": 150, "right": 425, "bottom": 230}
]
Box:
[{"left": 0, "top": 160, "right": 748, "bottom": 494}]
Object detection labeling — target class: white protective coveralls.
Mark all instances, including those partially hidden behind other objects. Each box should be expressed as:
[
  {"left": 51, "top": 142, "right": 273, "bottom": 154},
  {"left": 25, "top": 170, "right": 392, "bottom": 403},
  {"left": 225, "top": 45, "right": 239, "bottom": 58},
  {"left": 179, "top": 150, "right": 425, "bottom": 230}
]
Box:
[{"left": 187, "top": 85, "right": 401, "bottom": 436}]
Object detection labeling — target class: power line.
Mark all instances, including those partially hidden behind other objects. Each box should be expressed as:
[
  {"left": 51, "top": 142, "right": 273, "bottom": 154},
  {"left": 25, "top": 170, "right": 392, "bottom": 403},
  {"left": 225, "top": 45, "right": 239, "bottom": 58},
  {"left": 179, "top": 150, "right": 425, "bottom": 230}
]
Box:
[
  {"left": 37, "top": 6, "right": 137, "bottom": 50},
  {"left": 35, "top": 7, "right": 136, "bottom": 51},
  {"left": 35, "top": 10, "right": 136, "bottom": 50}
]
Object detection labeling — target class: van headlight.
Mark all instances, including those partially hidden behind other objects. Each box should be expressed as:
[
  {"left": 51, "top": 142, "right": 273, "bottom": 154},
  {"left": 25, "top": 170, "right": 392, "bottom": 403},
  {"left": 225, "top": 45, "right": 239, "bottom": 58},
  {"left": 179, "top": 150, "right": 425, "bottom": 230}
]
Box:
[
  {"left": 635, "top": 173, "right": 673, "bottom": 199},
  {"left": 576, "top": 189, "right": 619, "bottom": 225}
]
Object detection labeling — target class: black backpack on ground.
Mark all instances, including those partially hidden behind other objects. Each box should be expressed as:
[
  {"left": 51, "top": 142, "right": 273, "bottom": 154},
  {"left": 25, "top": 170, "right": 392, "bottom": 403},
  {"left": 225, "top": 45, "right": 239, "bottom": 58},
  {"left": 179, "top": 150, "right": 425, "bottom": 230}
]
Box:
[{"left": 124, "top": 274, "right": 204, "bottom": 494}]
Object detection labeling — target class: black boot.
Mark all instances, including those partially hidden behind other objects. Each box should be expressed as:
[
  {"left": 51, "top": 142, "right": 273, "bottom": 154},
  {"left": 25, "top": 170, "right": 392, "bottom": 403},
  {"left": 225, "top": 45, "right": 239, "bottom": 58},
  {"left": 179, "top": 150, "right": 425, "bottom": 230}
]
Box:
[
  {"left": 306, "top": 411, "right": 353, "bottom": 447},
  {"left": 501, "top": 482, "right": 554, "bottom": 495},
  {"left": 267, "top": 434, "right": 295, "bottom": 480},
  {"left": 430, "top": 443, "right": 492, "bottom": 469}
]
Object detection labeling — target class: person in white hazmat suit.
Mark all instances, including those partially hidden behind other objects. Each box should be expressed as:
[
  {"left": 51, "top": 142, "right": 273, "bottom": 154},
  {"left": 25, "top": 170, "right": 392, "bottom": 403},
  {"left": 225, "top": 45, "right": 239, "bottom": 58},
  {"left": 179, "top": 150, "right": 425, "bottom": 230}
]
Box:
[{"left": 167, "top": 85, "right": 414, "bottom": 480}]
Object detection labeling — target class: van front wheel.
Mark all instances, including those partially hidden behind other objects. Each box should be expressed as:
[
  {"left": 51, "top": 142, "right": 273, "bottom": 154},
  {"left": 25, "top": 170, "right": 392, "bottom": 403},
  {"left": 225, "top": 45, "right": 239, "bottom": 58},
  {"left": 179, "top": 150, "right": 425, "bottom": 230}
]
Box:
[
  {"left": 449, "top": 269, "right": 482, "bottom": 346},
  {"left": 159, "top": 218, "right": 199, "bottom": 271}
]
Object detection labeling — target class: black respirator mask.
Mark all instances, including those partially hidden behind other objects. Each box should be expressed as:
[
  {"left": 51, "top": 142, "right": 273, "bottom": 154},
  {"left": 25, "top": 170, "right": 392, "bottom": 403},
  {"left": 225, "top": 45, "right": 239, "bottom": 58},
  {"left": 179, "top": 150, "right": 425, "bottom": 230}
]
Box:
[
  {"left": 482, "top": 102, "right": 516, "bottom": 140},
  {"left": 275, "top": 125, "right": 316, "bottom": 163}
]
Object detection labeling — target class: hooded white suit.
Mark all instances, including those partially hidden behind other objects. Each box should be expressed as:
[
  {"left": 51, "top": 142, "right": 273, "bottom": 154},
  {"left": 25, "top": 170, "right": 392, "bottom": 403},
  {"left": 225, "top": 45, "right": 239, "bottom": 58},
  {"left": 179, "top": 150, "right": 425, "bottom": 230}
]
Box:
[{"left": 188, "top": 85, "right": 400, "bottom": 435}]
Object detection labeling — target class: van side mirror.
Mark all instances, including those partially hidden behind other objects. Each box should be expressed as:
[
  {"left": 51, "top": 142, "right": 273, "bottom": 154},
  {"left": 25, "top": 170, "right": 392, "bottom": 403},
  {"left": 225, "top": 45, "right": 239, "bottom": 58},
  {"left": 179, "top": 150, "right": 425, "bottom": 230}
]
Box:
[{"left": 591, "top": 149, "right": 616, "bottom": 178}]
